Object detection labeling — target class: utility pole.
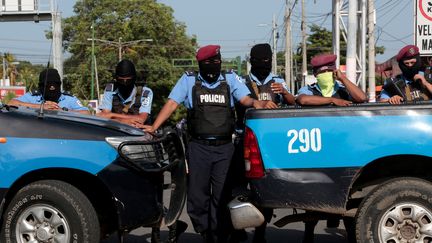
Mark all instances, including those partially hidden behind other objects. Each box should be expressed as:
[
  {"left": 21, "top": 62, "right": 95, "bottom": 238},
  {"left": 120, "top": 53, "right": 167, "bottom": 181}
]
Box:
[
  {"left": 285, "top": 0, "right": 292, "bottom": 91},
  {"left": 346, "top": 0, "right": 358, "bottom": 83},
  {"left": 272, "top": 14, "right": 277, "bottom": 74},
  {"left": 52, "top": 11, "right": 63, "bottom": 79},
  {"left": 118, "top": 37, "right": 123, "bottom": 61},
  {"left": 332, "top": 0, "right": 341, "bottom": 67},
  {"left": 90, "top": 23, "right": 95, "bottom": 100},
  {"left": 2, "top": 54, "right": 6, "bottom": 86},
  {"left": 88, "top": 38, "right": 152, "bottom": 62},
  {"left": 368, "top": 0, "right": 376, "bottom": 102},
  {"left": 301, "top": 0, "right": 307, "bottom": 85}
]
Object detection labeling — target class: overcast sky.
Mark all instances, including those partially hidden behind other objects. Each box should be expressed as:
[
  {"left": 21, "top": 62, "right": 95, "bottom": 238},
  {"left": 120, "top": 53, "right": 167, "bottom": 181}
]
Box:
[{"left": 0, "top": 0, "right": 415, "bottom": 65}]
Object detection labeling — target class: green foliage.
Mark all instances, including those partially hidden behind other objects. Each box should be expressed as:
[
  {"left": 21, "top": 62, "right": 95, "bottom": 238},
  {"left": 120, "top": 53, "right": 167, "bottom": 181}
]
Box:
[
  {"left": 17, "top": 61, "right": 45, "bottom": 91},
  {"left": 62, "top": 0, "right": 197, "bottom": 124}
]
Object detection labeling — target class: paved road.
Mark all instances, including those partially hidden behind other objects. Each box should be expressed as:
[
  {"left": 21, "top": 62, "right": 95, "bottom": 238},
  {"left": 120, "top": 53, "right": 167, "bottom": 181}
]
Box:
[{"left": 102, "top": 208, "right": 349, "bottom": 243}]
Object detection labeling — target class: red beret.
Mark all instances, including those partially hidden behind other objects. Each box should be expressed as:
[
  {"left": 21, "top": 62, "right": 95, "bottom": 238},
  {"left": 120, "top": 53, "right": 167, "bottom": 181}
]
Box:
[
  {"left": 396, "top": 45, "right": 419, "bottom": 61},
  {"left": 196, "top": 45, "right": 221, "bottom": 61},
  {"left": 311, "top": 54, "right": 337, "bottom": 74}
]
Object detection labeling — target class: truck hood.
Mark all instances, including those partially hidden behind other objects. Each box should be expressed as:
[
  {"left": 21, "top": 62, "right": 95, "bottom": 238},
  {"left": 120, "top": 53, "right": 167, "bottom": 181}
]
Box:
[{"left": 4, "top": 106, "right": 145, "bottom": 136}]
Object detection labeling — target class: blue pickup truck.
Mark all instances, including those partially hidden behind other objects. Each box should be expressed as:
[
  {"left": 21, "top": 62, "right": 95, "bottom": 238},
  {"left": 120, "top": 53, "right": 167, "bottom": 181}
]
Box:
[
  {"left": 230, "top": 103, "right": 432, "bottom": 243},
  {"left": 0, "top": 104, "right": 186, "bottom": 243}
]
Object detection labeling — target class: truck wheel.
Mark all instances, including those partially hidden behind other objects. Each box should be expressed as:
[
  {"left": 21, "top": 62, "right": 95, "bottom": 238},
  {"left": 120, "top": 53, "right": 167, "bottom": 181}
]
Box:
[
  {"left": 1, "top": 180, "right": 100, "bottom": 243},
  {"left": 356, "top": 177, "right": 432, "bottom": 243}
]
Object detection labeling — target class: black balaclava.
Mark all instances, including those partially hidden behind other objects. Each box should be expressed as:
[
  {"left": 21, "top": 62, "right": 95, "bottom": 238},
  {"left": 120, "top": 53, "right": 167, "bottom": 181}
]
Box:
[
  {"left": 399, "top": 55, "right": 422, "bottom": 81},
  {"left": 198, "top": 53, "right": 222, "bottom": 83},
  {"left": 39, "top": 68, "right": 62, "bottom": 102},
  {"left": 115, "top": 59, "right": 137, "bottom": 99},
  {"left": 250, "top": 43, "right": 272, "bottom": 81}
]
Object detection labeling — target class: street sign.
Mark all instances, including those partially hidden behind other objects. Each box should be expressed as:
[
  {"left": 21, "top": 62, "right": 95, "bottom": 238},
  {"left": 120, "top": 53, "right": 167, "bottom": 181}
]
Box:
[{"left": 416, "top": 0, "right": 432, "bottom": 55}]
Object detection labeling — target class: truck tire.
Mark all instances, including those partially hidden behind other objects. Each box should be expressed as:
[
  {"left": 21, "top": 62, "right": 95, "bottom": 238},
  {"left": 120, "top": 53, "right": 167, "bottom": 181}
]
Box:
[
  {"left": 355, "top": 177, "right": 432, "bottom": 243},
  {"left": 1, "top": 180, "right": 100, "bottom": 243}
]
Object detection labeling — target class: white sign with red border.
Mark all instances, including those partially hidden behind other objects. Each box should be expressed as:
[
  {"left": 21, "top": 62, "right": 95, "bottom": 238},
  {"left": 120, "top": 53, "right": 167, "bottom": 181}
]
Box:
[
  {"left": 0, "top": 86, "right": 26, "bottom": 99},
  {"left": 416, "top": 0, "right": 432, "bottom": 55}
]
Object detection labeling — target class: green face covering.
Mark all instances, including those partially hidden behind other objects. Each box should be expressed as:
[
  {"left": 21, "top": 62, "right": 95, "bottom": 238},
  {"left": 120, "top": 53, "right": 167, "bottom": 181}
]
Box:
[{"left": 316, "top": 71, "right": 335, "bottom": 97}]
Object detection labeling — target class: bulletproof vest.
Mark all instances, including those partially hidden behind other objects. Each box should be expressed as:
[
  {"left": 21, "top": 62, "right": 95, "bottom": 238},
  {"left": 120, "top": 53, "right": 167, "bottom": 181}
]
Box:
[
  {"left": 245, "top": 76, "right": 279, "bottom": 102},
  {"left": 383, "top": 76, "right": 431, "bottom": 102},
  {"left": 111, "top": 86, "right": 150, "bottom": 115},
  {"left": 187, "top": 75, "right": 234, "bottom": 139},
  {"left": 235, "top": 76, "right": 282, "bottom": 131},
  {"left": 309, "top": 84, "right": 350, "bottom": 100}
]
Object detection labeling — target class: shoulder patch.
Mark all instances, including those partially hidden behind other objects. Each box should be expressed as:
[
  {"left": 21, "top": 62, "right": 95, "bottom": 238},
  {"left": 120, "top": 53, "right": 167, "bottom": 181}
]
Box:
[
  {"left": 105, "top": 83, "right": 115, "bottom": 92},
  {"left": 31, "top": 89, "right": 41, "bottom": 96},
  {"left": 62, "top": 91, "right": 73, "bottom": 97},
  {"left": 185, "top": 71, "right": 195, "bottom": 76},
  {"left": 235, "top": 74, "right": 243, "bottom": 83},
  {"left": 141, "top": 97, "right": 150, "bottom": 106},
  {"left": 76, "top": 99, "right": 83, "bottom": 107}
]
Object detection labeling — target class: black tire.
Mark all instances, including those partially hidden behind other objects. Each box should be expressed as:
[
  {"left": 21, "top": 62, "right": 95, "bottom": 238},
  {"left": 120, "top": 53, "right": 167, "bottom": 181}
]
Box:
[
  {"left": 355, "top": 177, "right": 432, "bottom": 243},
  {"left": 1, "top": 180, "right": 100, "bottom": 243}
]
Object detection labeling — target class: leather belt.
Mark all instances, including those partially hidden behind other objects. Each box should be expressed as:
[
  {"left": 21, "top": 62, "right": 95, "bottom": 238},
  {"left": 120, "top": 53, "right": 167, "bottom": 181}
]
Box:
[{"left": 191, "top": 138, "right": 232, "bottom": 146}]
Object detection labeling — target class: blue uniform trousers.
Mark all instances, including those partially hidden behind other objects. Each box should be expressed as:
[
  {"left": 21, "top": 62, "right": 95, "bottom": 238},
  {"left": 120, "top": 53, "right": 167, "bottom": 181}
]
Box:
[{"left": 186, "top": 140, "right": 234, "bottom": 235}]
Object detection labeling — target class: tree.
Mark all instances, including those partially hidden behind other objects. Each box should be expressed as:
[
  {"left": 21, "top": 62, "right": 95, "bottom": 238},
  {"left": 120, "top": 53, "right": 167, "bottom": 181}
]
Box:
[
  {"left": 16, "top": 61, "right": 45, "bottom": 91},
  {"left": 290, "top": 24, "right": 385, "bottom": 75},
  {"left": 62, "top": 0, "right": 197, "bottom": 122}
]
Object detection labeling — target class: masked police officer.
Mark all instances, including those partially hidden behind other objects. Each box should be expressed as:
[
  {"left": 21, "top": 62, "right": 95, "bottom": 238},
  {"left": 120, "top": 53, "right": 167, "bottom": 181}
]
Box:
[
  {"left": 296, "top": 53, "right": 367, "bottom": 106},
  {"left": 98, "top": 59, "right": 152, "bottom": 128},
  {"left": 244, "top": 43, "right": 295, "bottom": 106},
  {"left": 380, "top": 45, "right": 432, "bottom": 104},
  {"left": 8, "top": 68, "right": 89, "bottom": 114},
  {"left": 144, "top": 45, "right": 268, "bottom": 243},
  {"left": 229, "top": 43, "right": 296, "bottom": 243}
]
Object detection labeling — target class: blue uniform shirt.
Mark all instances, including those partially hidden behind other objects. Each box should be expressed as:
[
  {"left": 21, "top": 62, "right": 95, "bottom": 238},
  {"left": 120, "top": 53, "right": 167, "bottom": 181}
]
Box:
[
  {"left": 298, "top": 81, "right": 347, "bottom": 97},
  {"left": 16, "top": 92, "right": 88, "bottom": 111},
  {"left": 168, "top": 72, "right": 250, "bottom": 109},
  {"left": 380, "top": 73, "right": 424, "bottom": 99},
  {"left": 99, "top": 86, "right": 153, "bottom": 114}
]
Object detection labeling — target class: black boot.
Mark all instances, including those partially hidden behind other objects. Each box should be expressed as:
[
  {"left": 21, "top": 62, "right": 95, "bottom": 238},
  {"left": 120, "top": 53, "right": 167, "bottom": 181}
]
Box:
[
  {"left": 229, "top": 229, "right": 248, "bottom": 243},
  {"left": 151, "top": 227, "right": 161, "bottom": 243},
  {"left": 166, "top": 220, "right": 188, "bottom": 243},
  {"left": 252, "top": 223, "right": 267, "bottom": 243},
  {"left": 302, "top": 220, "right": 318, "bottom": 243},
  {"left": 201, "top": 230, "right": 215, "bottom": 243}
]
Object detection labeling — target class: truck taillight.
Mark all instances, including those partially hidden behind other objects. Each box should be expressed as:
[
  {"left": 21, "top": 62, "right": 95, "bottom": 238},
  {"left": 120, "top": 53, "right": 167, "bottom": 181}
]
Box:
[{"left": 244, "top": 127, "right": 264, "bottom": 179}]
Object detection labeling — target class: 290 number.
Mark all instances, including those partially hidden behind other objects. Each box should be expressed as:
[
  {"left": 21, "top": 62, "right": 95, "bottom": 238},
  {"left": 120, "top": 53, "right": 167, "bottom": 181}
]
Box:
[{"left": 287, "top": 128, "right": 322, "bottom": 154}]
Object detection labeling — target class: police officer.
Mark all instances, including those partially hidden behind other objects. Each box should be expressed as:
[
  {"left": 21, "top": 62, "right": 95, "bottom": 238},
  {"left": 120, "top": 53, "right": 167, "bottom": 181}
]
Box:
[
  {"left": 99, "top": 60, "right": 186, "bottom": 242},
  {"left": 143, "top": 45, "right": 267, "bottom": 243},
  {"left": 243, "top": 43, "right": 295, "bottom": 106},
  {"left": 296, "top": 53, "right": 367, "bottom": 106},
  {"left": 296, "top": 53, "right": 366, "bottom": 243},
  {"left": 380, "top": 45, "right": 432, "bottom": 104},
  {"left": 230, "top": 43, "right": 296, "bottom": 243},
  {"left": 8, "top": 68, "right": 89, "bottom": 114},
  {"left": 98, "top": 59, "right": 153, "bottom": 128}
]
